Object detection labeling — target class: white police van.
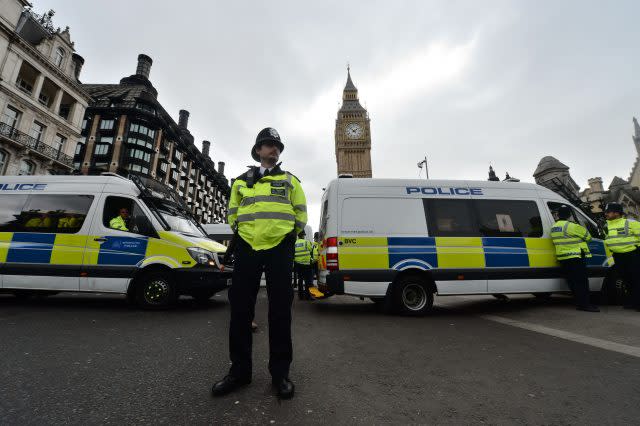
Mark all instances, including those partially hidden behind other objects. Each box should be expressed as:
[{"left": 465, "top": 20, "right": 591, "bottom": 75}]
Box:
[
  {"left": 0, "top": 174, "right": 231, "bottom": 308},
  {"left": 317, "top": 178, "right": 612, "bottom": 315}
]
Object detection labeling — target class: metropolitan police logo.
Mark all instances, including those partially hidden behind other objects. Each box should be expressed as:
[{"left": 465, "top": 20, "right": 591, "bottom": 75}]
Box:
[{"left": 268, "top": 128, "right": 280, "bottom": 139}]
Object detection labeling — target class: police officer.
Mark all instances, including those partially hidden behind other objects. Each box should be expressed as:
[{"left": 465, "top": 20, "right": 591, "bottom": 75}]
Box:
[
  {"left": 109, "top": 208, "right": 129, "bottom": 231},
  {"left": 212, "top": 127, "right": 307, "bottom": 399},
  {"left": 294, "top": 231, "right": 313, "bottom": 300},
  {"left": 550, "top": 205, "right": 599, "bottom": 312},
  {"left": 603, "top": 202, "right": 640, "bottom": 310},
  {"left": 311, "top": 232, "right": 320, "bottom": 280}
]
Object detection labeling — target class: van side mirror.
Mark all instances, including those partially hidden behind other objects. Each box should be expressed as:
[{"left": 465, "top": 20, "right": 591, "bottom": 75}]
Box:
[{"left": 131, "top": 215, "right": 156, "bottom": 238}]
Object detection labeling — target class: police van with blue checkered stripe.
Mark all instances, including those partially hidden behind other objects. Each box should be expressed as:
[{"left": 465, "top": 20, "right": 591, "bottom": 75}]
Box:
[
  {"left": 317, "top": 178, "right": 613, "bottom": 315},
  {"left": 0, "top": 174, "right": 231, "bottom": 308}
]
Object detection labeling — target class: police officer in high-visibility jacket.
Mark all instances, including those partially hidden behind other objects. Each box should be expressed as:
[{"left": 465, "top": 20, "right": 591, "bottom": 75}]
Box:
[
  {"left": 212, "top": 127, "right": 306, "bottom": 400},
  {"left": 603, "top": 202, "right": 640, "bottom": 310},
  {"left": 294, "top": 231, "right": 313, "bottom": 300},
  {"left": 550, "top": 205, "right": 599, "bottom": 312}
]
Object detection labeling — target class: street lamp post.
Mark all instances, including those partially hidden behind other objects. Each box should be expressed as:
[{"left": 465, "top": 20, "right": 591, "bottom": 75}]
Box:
[{"left": 417, "top": 156, "right": 429, "bottom": 179}]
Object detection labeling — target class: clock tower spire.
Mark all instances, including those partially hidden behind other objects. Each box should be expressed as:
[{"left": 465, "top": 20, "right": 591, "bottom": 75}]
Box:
[{"left": 335, "top": 67, "right": 372, "bottom": 178}]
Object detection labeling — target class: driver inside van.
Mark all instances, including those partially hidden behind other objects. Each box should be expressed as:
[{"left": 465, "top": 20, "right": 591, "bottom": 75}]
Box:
[{"left": 110, "top": 207, "right": 130, "bottom": 231}]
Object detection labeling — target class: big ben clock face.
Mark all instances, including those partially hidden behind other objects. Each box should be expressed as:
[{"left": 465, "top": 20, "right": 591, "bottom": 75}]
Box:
[{"left": 345, "top": 122, "right": 363, "bottom": 139}]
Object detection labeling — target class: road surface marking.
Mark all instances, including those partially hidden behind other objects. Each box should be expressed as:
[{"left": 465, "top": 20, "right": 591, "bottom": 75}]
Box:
[{"left": 482, "top": 314, "right": 640, "bottom": 359}]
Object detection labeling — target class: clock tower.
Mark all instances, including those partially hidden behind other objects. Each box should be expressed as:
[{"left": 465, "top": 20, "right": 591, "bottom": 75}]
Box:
[{"left": 335, "top": 67, "right": 372, "bottom": 177}]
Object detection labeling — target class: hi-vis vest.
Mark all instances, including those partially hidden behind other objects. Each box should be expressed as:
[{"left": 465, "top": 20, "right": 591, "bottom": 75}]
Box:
[
  {"left": 109, "top": 215, "right": 128, "bottom": 232},
  {"left": 550, "top": 220, "right": 592, "bottom": 260},
  {"left": 295, "top": 238, "right": 312, "bottom": 264},
  {"left": 605, "top": 218, "right": 640, "bottom": 254},
  {"left": 228, "top": 166, "right": 307, "bottom": 251},
  {"left": 311, "top": 241, "right": 319, "bottom": 262}
]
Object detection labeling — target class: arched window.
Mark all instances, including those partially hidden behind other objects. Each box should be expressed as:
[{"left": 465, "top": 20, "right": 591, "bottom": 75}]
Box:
[
  {"left": 18, "top": 159, "right": 35, "bottom": 176},
  {"left": 0, "top": 150, "right": 8, "bottom": 174},
  {"left": 54, "top": 48, "right": 65, "bottom": 67}
]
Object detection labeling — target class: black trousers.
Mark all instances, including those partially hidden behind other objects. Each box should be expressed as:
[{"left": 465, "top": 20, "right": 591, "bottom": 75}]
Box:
[
  {"left": 228, "top": 234, "right": 295, "bottom": 380},
  {"left": 295, "top": 263, "right": 313, "bottom": 299},
  {"left": 613, "top": 249, "right": 640, "bottom": 308},
  {"left": 559, "top": 257, "right": 591, "bottom": 307}
]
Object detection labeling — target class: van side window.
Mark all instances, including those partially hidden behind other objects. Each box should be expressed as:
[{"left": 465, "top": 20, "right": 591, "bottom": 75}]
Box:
[
  {"left": 423, "top": 199, "right": 479, "bottom": 237},
  {"left": 475, "top": 200, "right": 542, "bottom": 238},
  {"left": 319, "top": 199, "right": 328, "bottom": 240},
  {"left": 103, "top": 196, "right": 155, "bottom": 237},
  {"left": 0, "top": 195, "right": 29, "bottom": 232},
  {"left": 547, "top": 202, "right": 603, "bottom": 239},
  {"left": 12, "top": 195, "right": 93, "bottom": 234}
]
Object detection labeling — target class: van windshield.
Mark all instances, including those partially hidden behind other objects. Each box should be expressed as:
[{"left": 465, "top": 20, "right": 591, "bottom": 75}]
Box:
[{"left": 159, "top": 212, "right": 205, "bottom": 237}]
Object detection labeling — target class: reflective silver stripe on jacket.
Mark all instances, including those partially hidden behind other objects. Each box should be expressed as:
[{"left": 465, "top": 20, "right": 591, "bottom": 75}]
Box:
[
  {"left": 240, "top": 196, "right": 291, "bottom": 206},
  {"left": 228, "top": 207, "right": 238, "bottom": 215},
  {"left": 236, "top": 212, "right": 296, "bottom": 222},
  {"left": 295, "top": 220, "right": 306, "bottom": 230},
  {"left": 293, "top": 204, "right": 307, "bottom": 212}
]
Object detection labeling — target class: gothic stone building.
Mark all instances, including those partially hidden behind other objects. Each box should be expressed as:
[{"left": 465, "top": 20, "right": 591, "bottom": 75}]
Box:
[
  {"left": 335, "top": 68, "right": 372, "bottom": 178},
  {"left": 77, "top": 54, "right": 229, "bottom": 224},
  {"left": 0, "top": 1, "right": 90, "bottom": 176},
  {"left": 579, "top": 118, "right": 640, "bottom": 220}
]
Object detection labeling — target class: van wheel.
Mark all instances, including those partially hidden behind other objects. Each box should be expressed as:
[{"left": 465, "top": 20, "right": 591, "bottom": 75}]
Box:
[
  {"left": 135, "top": 272, "right": 176, "bottom": 309},
  {"left": 391, "top": 276, "right": 434, "bottom": 316}
]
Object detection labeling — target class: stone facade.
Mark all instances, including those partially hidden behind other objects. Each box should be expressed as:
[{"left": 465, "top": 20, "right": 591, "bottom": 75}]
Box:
[
  {"left": 334, "top": 68, "right": 372, "bottom": 178},
  {"left": 579, "top": 118, "right": 640, "bottom": 220},
  {"left": 77, "top": 54, "right": 229, "bottom": 224},
  {"left": 0, "top": 1, "right": 90, "bottom": 176}
]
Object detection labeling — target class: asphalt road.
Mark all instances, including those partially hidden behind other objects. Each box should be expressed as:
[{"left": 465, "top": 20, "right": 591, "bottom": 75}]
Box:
[{"left": 1, "top": 291, "right": 639, "bottom": 425}]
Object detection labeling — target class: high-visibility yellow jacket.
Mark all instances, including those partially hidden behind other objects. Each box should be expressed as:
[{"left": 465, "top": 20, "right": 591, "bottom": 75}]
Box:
[
  {"left": 25, "top": 216, "right": 52, "bottom": 228},
  {"left": 605, "top": 218, "right": 640, "bottom": 254},
  {"left": 550, "top": 220, "right": 592, "bottom": 260},
  {"left": 110, "top": 215, "right": 129, "bottom": 231},
  {"left": 311, "top": 241, "right": 319, "bottom": 262},
  {"left": 294, "top": 238, "right": 313, "bottom": 264},
  {"left": 58, "top": 216, "right": 79, "bottom": 229},
  {"left": 227, "top": 165, "right": 307, "bottom": 251}
]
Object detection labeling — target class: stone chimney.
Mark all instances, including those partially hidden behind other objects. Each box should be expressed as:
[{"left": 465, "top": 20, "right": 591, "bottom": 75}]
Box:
[
  {"left": 135, "top": 54, "right": 153, "bottom": 79},
  {"left": 202, "top": 140, "right": 210, "bottom": 158},
  {"left": 72, "top": 53, "right": 84, "bottom": 80},
  {"left": 588, "top": 177, "right": 604, "bottom": 193},
  {"left": 218, "top": 161, "right": 225, "bottom": 176},
  {"left": 178, "top": 109, "right": 189, "bottom": 128}
]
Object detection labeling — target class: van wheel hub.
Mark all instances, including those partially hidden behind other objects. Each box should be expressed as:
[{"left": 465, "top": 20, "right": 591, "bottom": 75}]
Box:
[
  {"left": 144, "top": 279, "right": 169, "bottom": 304},
  {"left": 402, "top": 283, "right": 427, "bottom": 311}
]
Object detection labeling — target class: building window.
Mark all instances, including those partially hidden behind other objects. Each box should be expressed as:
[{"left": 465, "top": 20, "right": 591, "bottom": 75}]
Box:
[
  {"left": 0, "top": 150, "right": 8, "bottom": 174},
  {"left": 129, "top": 122, "right": 155, "bottom": 139},
  {"left": 94, "top": 136, "right": 114, "bottom": 156},
  {"left": 81, "top": 118, "right": 89, "bottom": 131},
  {"left": 1, "top": 106, "right": 21, "bottom": 129},
  {"left": 75, "top": 139, "right": 84, "bottom": 156},
  {"left": 126, "top": 148, "right": 151, "bottom": 163},
  {"left": 29, "top": 121, "right": 45, "bottom": 142},
  {"left": 54, "top": 134, "right": 67, "bottom": 152},
  {"left": 135, "top": 102, "right": 156, "bottom": 116},
  {"left": 54, "top": 48, "right": 65, "bottom": 67},
  {"left": 99, "top": 119, "right": 115, "bottom": 131},
  {"left": 18, "top": 160, "right": 35, "bottom": 176}
]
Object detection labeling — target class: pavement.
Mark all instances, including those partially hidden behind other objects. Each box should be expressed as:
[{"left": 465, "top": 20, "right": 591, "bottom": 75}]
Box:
[{"left": 1, "top": 291, "right": 639, "bottom": 425}]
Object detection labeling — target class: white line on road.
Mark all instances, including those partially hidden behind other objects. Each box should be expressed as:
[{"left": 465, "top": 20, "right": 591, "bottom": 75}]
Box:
[{"left": 481, "top": 314, "right": 640, "bottom": 359}]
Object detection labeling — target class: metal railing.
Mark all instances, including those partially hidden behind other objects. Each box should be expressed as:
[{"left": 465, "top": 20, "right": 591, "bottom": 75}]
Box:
[{"left": 0, "top": 122, "right": 73, "bottom": 167}]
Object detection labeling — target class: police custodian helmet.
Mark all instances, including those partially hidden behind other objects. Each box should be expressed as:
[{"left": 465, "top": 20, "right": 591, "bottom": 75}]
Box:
[
  {"left": 557, "top": 204, "right": 572, "bottom": 220},
  {"left": 251, "top": 127, "right": 285, "bottom": 162},
  {"left": 604, "top": 202, "right": 624, "bottom": 214}
]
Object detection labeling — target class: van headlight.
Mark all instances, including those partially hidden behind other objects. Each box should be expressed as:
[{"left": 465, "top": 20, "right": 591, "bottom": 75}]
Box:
[{"left": 187, "top": 247, "right": 219, "bottom": 267}]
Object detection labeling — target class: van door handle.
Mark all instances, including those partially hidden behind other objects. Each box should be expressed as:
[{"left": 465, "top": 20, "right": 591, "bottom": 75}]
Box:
[{"left": 94, "top": 237, "right": 107, "bottom": 242}]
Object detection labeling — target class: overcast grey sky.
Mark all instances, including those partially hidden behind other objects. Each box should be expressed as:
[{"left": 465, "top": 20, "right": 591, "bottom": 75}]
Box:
[{"left": 36, "top": 0, "right": 640, "bottom": 229}]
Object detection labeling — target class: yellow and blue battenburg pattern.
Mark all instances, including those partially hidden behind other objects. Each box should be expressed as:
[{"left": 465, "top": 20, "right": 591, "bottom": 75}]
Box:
[
  {"left": 338, "top": 237, "right": 610, "bottom": 270},
  {"left": 0, "top": 232, "right": 214, "bottom": 268}
]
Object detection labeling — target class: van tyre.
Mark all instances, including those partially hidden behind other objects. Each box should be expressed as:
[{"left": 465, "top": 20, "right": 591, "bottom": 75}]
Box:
[
  {"left": 390, "top": 275, "right": 434, "bottom": 316},
  {"left": 135, "top": 272, "right": 176, "bottom": 309}
]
